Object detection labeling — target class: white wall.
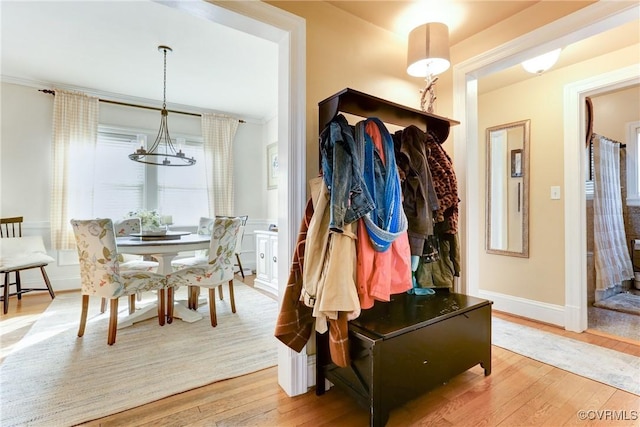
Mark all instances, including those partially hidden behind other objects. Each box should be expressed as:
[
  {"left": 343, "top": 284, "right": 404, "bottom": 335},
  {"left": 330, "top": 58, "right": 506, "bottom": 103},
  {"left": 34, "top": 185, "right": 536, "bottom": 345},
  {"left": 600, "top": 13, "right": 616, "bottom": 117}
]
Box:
[
  {"left": 0, "top": 81, "right": 271, "bottom": 291},
  {"left": 590, "top": 85, "right": 640, "bottom": 143},
  {"left": 265, "top": 115, "right": 278, "bottom": 224},
  {"left": 475, "top": 43, "right": 639, "bottom": 323},
  {"left": 1, "top": 84, "right": 54, "bottom": 222}
]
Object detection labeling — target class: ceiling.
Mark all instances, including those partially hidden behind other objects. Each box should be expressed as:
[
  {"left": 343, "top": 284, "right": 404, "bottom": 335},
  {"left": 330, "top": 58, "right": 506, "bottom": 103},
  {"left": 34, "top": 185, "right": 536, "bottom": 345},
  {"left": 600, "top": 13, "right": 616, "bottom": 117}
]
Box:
[
  {"left": 326, "top": 0, "right": 540, "bottom": 42},
  {"left": 325, "top": 0, "right": 638, "bottom": 93},
  {"left": 0, "top": 1, "right": 279, "bottom": 120},
  {"left": 1, "top": 1, "right": 636, "bottom": 119}
]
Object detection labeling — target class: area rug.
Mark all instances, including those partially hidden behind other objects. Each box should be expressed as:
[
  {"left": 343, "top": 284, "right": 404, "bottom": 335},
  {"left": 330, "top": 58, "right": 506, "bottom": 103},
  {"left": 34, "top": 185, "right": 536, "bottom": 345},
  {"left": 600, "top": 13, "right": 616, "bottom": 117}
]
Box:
[
  {"left": 593, "top": 292, "right": 640, "bottom": 316},
  {"left": 492, "top": 317, "right": 640, "bottom": 396},
  {"left": 0, "top": 281, "right": 279, "bottom": 427}
]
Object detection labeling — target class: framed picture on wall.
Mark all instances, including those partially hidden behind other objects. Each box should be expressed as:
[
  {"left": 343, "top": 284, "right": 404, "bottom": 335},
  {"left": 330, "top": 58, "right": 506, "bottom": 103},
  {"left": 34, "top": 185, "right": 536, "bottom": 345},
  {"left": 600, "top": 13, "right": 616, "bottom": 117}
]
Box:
[
  {"left": 267, "top": 142, "right": 278, "bottom": 190},
  {"left": 511, "top": 149, "right": 523, "bottom": 178}
]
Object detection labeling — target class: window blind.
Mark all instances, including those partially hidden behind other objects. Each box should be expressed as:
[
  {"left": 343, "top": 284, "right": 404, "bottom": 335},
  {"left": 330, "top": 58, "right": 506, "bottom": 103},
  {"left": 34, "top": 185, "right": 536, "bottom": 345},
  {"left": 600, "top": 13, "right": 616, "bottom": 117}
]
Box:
[{"left": 93, "top": 128, "right": 207, "bottom": 225}]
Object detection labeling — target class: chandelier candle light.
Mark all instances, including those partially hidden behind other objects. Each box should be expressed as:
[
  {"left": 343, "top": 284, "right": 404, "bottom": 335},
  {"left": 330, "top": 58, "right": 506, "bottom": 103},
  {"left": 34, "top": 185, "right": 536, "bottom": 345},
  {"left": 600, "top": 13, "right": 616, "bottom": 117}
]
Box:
[{"left": 129, "top": 45, "right": 196, "bottom": 166}]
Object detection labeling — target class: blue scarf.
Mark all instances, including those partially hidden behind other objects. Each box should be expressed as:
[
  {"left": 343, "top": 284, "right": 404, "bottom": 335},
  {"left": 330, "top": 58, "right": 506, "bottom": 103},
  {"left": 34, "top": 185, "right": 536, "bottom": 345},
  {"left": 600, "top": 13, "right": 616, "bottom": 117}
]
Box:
[{"left": 356, "top": 118, "right": 407, "bottom": 252}]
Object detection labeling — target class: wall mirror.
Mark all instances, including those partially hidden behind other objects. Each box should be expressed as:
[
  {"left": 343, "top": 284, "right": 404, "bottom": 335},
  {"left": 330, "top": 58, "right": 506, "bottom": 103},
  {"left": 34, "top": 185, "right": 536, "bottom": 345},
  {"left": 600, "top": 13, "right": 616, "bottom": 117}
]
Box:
[{"left": 486, "top": 119, "right": 530, "bottom": 257}]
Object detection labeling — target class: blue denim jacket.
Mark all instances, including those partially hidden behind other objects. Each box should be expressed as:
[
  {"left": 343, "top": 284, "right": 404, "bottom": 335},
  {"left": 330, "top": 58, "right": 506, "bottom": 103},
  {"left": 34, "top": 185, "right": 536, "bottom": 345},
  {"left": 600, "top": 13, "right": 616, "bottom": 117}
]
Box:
[
  {"left": 320, "top": 114, "right": 374, "bottom": 232},
  {"left": 356, "top": 118, "right": 407, "bottom": 252}
]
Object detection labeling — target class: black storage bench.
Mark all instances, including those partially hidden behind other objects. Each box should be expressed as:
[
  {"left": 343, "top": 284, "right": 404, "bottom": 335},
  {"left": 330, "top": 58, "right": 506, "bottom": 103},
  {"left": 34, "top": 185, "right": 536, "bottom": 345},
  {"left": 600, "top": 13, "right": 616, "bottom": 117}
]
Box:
[{"left": 316, "top": 290, "right": 492, "bottom": 427}]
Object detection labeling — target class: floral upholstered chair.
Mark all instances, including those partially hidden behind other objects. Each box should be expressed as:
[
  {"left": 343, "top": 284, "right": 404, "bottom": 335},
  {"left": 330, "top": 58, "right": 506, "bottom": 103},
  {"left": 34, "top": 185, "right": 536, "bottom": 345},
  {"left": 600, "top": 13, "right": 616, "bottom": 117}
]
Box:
[
  {"left": 70, "top": 218, "right": 168, "bottom": 345},
  {"left": 167, "top": 217, "right": 241, "bottom": 327},
  {"left": 172, "top": 216, "right": 219, "bottom": 300},
  {"left": 196, "top": 216, "right": 215, "bottom": 236},
  {"left": 183, "top": 216, "right": 215, "bottom": 261},
  {"left": 172, "top": 216, "right": 225, "bottom": 303},
  {"left": 113, "top": 218, "right": 159, "bottom": 272},
  {"left": 172, "top": 215, "right": 248, "bottom": 278},
  {"left": 217, "top": 215, "right": 249, "bottom": 279},
  {"left": 114, "top": 217, "right": 141, "bottom": 237}
]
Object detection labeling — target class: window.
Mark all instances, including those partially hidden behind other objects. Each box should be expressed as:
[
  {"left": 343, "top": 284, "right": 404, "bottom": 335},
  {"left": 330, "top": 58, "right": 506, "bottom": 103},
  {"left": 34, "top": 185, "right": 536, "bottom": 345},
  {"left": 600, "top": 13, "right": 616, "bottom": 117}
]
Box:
[
  {"left": 626, "top": 121, "right": 640, "bottom": 206},
  {"left": 93, "top": 126, "right": 208, "bottom": 225}
]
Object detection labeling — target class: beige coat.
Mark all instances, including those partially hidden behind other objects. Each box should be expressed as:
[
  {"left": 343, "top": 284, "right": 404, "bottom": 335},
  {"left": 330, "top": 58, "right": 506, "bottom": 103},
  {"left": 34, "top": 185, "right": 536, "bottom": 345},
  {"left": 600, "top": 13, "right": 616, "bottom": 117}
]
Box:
[{"left": 302, "top": 177, "right": 360, "bottom": 334}]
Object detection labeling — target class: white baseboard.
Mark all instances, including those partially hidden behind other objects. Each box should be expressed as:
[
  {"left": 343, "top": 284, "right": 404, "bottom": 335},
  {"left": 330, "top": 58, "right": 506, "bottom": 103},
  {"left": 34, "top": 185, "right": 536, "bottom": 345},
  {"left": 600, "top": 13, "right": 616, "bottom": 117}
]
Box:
[
  {"left": 307, "top": 353, "right": 316, "bottom": 389},
  {"left": 564, "top": 303, "right": 584, "bottom": 332},
  {"left": 478, "top": 289, "right": 565, "bottom": 327},
  {"left": 306, "top": 353, "right": 335, "bottom": 391},
  {"left": 277, "top": 343, "right": 309, "bottom": 397}
]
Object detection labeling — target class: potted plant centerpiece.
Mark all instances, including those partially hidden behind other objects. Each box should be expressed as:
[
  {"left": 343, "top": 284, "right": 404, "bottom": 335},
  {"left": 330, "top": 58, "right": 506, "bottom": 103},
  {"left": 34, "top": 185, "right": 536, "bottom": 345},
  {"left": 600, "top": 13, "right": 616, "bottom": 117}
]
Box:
[{"left": 127, "top": 209, "right": 166, "bottom": 235}]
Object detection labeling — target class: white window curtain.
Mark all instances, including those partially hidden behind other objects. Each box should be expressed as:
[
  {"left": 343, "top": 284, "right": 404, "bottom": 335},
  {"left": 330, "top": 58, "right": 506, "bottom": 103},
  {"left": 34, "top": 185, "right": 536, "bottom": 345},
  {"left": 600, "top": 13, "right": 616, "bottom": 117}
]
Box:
[
  {"left": 201, "top": 113, "right": 239, "bottom": 217},
  {"left": 50, "top": 89, "right": 99, "bottom": 250},
  {"left": 593, "top": 134, "right": 634, "bottom": 291}
]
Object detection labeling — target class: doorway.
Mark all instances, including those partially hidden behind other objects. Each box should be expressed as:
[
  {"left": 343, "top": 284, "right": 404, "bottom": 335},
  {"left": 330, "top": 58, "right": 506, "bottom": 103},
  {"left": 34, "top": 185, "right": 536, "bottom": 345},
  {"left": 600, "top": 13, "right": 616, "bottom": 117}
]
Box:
[
  {"left": 165, "top": 1, "right": 308, "bottom": 396},
  {"left": 565, "top": 66, "right": 639, "bottom": 334},
  {"left": 578, "top": 83, "right": 640, "bottom": 342},
  {"left": 454, "top": 2, "right": 639, "bottom": 332}
]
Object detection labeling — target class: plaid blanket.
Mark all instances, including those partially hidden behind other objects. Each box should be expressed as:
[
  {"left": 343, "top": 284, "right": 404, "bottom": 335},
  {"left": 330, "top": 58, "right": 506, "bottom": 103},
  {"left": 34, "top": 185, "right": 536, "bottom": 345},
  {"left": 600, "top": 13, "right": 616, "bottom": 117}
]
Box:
[{"left": 274, "top": 195, "right": 350, "bottom": 367}]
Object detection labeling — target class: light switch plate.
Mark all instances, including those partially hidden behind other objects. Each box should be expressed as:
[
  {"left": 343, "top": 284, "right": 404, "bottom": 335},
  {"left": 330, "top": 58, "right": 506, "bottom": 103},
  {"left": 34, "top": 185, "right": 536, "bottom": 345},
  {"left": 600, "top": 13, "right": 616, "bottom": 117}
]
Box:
[{"left": 551, "top": 186, "right": 561, "bottom": 200}]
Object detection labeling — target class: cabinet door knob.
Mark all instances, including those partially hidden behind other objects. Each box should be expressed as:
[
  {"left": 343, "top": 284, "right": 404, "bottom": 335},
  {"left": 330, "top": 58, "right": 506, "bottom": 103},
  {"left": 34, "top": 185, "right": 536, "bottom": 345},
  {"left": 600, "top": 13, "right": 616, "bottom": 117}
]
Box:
[
  {"left": 260, "top": 253, "right": 265, "bottom": 259},
  {"left": 273, "top": 256, "right": 277, "bottom": 263}
]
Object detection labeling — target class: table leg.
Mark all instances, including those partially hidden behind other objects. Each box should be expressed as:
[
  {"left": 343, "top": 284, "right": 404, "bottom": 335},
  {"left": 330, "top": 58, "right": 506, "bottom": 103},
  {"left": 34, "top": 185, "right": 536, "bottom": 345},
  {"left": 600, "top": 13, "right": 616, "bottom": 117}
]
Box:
[
  {"left": 156, "top": 252, "right": 204, "bottom": 322},
  {"left": 118, "top": 293, "right": 204, "bottom": 327},
  {"left": 118, "top": 301, "right": 159, "bottom": 328},
  {"left": 152, "top": 253, "right": 177, "bottom": 276},
  {"left": 172, "top": 301, "right": 204, "bottom": 323}
]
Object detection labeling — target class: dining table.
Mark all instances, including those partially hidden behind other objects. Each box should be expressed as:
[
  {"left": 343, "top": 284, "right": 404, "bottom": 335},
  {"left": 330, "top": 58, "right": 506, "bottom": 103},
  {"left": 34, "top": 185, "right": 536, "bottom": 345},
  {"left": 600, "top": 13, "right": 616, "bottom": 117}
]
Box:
[{"left": 116, "top": 231, "right": 210, "bottom": 328}]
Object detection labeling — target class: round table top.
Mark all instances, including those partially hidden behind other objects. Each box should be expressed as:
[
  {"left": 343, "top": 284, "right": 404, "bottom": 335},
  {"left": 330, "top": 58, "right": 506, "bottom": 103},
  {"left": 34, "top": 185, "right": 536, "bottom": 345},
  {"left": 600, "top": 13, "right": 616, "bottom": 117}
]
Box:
[{"left": 116, "top": 233, "right": 210, "bottom": 254}]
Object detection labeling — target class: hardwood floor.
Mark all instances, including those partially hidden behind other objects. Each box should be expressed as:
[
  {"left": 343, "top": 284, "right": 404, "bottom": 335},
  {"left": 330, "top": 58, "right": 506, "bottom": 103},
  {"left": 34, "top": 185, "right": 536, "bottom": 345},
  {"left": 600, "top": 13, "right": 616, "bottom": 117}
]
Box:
[{"left": 1, "top": 284, "right": 639, "bottom": 427}]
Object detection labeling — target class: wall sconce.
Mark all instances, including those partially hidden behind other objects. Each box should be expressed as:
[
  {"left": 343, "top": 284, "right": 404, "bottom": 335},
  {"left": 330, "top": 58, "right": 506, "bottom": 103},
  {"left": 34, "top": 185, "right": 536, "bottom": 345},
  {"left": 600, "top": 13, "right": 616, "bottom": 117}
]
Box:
[
  {"left": 407, "top": 22, "right": 450, "bottom": 113},
  {"left": 521, "top": 48, "right": 562, "bottom": 75}
]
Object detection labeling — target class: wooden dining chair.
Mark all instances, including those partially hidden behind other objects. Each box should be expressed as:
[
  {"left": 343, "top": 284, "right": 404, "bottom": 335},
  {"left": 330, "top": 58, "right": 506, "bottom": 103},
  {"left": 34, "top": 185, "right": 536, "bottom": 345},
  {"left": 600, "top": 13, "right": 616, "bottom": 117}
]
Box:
[
  {"left": 186, "top": 215, "right": 248, "bottom": 277},
  {"left": 216, "top": 215, "right": 249, "bottom": 278},
  {"left": 114, "top": 218, "right": 159, "bottom": 272},
  {"left": 167, "top": 217, "right": 242, "bottom": 327},
  {"left": 70, "top": 218, "right": 168, "bottom": 345},
  {"left": 0, "top": 216, "right": 56, "bottom": 314},
  {"left": 101, "top": 217, "right": 160, "bottom": 315},
  {"left": 171, "top": 215, "right": 247, "bottom": 302}
]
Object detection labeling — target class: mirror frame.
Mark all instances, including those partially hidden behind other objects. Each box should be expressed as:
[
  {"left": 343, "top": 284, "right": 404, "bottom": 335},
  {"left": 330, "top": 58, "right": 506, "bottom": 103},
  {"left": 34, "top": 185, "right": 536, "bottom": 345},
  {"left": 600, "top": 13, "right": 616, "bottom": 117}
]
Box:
[{"left": 485, "top": 119, "right": 530, "bottom": 258}]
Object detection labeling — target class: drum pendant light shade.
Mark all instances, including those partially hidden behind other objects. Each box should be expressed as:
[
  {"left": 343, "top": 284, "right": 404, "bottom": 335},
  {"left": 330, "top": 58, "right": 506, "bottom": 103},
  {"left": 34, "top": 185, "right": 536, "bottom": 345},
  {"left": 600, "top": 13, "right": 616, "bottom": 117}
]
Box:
[{"left": 407, "top": 22, "right": 450, "bottom": 77}]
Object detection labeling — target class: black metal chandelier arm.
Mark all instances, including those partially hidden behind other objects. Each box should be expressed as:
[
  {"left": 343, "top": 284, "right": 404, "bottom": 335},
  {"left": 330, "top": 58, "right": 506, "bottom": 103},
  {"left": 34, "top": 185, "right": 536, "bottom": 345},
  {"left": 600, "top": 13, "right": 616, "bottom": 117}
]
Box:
[
  {"left": 128, "top": 152, "right": 196, "bottom": 166},
  {"left": 128, "top": 45, "right": 196, "bottom": 167}
]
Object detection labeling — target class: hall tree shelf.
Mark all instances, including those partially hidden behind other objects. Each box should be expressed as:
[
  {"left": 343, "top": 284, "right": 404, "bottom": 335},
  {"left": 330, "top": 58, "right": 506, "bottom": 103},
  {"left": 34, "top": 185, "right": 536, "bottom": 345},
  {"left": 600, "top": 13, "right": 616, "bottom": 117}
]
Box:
[
  {"left": 254, "top": 230, "right": 278, "bottom": 297},
  {"left": 315, "top": 88, "right": 492, "bottom": 427},
  {"left": 318, "top": 87, "right": 459, "bottom": 143}
]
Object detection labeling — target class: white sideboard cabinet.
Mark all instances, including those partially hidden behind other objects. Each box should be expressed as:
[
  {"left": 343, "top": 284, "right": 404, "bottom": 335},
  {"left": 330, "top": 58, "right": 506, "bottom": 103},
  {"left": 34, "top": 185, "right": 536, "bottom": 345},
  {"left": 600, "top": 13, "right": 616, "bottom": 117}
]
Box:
[{"left": 255, "top": 230, "right": 278, "bottom": 297}]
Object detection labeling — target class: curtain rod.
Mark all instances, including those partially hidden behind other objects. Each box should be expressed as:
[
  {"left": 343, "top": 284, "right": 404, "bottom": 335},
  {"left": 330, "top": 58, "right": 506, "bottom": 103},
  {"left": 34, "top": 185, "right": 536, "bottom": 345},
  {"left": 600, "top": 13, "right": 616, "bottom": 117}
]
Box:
[
  {"left": 39, "top": 89, "right": 245, "bottom": 123},
  {"left": 594, "top": 133, "right": 626, "bottom": 148}
]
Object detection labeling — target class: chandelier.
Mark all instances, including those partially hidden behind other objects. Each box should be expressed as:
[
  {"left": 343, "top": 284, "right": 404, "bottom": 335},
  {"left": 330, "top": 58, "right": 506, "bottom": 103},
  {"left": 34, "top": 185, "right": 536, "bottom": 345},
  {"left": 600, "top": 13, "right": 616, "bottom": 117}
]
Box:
[{"left": 129, "top": 45, "right": 196, "bottom": 166}]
